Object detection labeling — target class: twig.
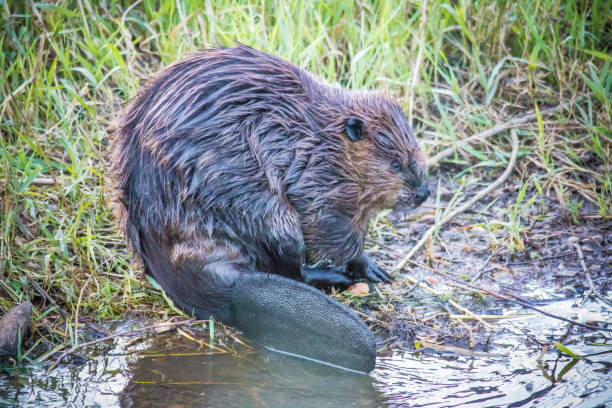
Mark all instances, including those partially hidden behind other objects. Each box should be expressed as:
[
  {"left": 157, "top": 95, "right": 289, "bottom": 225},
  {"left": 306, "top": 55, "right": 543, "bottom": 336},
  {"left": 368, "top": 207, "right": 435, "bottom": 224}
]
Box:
[
  {"left": 30, "top": 177, "right": 57, "bottom": 185},
  {"left": 473, "top": 251, "right": 498, "bottom": 281},
  {"left": 575, "top": 243, "right": 594, "bottom": 307},
  {"left": 507, "top": 251, "right": 576, "bottom": 266},
  {"left": 0, "top": 78, "right": 33, "bottom": 118},
  {"left": 454, "top": 317, "right": 475, "bottom": 347},
  {"left": 447, "top": 299, "right": 495, "bottom": 331},
  {"left": 428, "top": 104, "right": 565, "bottom": 166},
  {"left": 27, "top": 276, "right": 68, "bottom": 320},
  {"left": 407, "top": 0, "right": 426, "bottom": 124},
  {"left": 417, "top": 339, "right": 502, "bottom": 358},
  {"left": 393, "top": 130, "right": 519, "bottom": 273},
  {"left": 449, "top": 313, "right": 532, "bottom": 320},
  {"left": 47, "top": 319, "right": 199, "bottom": 372},
  {"left": 500, "top": 292, "right": 611, "bottom": 331},
  {"left": 74, "top": 258, "right": 113, "bottom": 346},
  {"left": 425, "top": 265, "right": 612, "bottom": 332},
  {"left": 575, "top": 243, "right": 612, "bottom": 307},
  {"left": 389, "top": 261, "right": 494, "bottom": 333}
]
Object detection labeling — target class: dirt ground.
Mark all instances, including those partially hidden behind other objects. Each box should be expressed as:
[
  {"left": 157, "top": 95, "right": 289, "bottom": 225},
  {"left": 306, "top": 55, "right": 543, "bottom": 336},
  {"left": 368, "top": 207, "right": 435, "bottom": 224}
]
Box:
[{"left": 361, "top": 166, "right": 611, "bottom": 355}]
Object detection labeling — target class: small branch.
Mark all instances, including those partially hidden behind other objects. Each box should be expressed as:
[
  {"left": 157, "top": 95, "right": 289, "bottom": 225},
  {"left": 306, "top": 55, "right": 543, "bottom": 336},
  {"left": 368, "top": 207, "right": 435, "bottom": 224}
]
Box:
[
  {"left": 0, "top": 78, "right": 33, "bottom": 118},
  {"left": 448, "top": 299, "right": 495, "bottom": 331},
  {"left": 449, "top": 313, "right": 532, "bottom": 320},
  {"left": 407, "top": 0, "right": 427, "bottom": 124},
  {"left": 47, "top": 319, "right": 199, "bottom": 372},
  {"left": 506, "top": 251, "right": 576, "bottom": 266},
  {"left": 30, "top": 177, "right": 57, "bottom": 185},
  {"left": 473, "top": 251, "right": 497, "bottom": 281},
  {"left": 417, "top": 339, "right": 502, "bottom": 358},
  {"left": 426, "top": 265, "right": 612, "bottom": 332},
  {"left": 428, "top": 104, "right": 565, "bottom": 166},
  {"left": 27, "top": 276, "right": 68, "bottom": 320},
  {"left": 500, "top": 292, "right": 611, "bottom": 332},
  {"left": 454, "top": 317, "right": 475, "bottom": 347},
  {"left": 74, "top": 258, "right": 113, "bottom": 347},
  {"left": 575, "top": 243, "right": 612, "bottom": 307},
  {"left": 393, "top": 130, "right": 519, "bottom": 273},
  {"left": 575, "top": 243, "right": 594, "bottom": 307}
]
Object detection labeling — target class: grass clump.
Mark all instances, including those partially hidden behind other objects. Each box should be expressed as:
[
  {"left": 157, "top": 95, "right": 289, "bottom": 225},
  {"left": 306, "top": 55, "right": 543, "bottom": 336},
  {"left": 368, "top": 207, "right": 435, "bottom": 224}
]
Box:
[{"left": 1, "top": 0, "right": 610, "bottom": 352}]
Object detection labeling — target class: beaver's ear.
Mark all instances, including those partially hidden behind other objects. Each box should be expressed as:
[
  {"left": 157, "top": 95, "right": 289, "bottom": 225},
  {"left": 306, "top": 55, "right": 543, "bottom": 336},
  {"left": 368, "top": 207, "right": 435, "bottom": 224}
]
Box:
[{"left": 345, "top": 117, "right": 366, "bottom": 142}]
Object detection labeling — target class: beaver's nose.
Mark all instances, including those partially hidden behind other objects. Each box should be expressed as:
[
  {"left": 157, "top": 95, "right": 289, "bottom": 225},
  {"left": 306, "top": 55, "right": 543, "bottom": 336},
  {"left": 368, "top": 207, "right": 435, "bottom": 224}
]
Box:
[{"left": 414, "top": 183, "right": 430, "bottom": 206}]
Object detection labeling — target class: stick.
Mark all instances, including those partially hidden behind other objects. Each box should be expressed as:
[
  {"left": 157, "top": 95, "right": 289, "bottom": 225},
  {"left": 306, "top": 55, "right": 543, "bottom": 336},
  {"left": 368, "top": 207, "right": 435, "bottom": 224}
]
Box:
[
  {"left": 27, "top": 276, "right": 68, "bottom": 320},
  {"left": 407, "top": 0, "right": 426, "bottom": 124},
  {"left": 74, "top": 258, "right": 113, "bottom": 346},
  {"left": 426, "top": 264, "right": 612, "bottom": 332},
  {"left": 30, "top": 177, "right": 57, "bottom": 185},
  {"left": 449, "top": 313, "right": 532, "bottom": 320},
  {"left": 575, "top": 243, "right": 612, "bottom": 307},
  {"left": 428, "top": 104, "right": 564, "bottom": 166},
  {"left": 500, "top": 292, "right": 611, "bottom": 332},
  {"left": 0, "top": 78, "right": 33, "bottom": 118},
  {"left": 417, "top": 339, "right": 502, "bottom": 358},
  {"left": 448, "top": 299, "right": 494, "bottom": 331},
  {"left": 576, "top": 243, "right": 595, "bottom": 307},
  {"left": 393, "top": 130, "right": 519, "bottom": 273},
  {"left": 47, "top": 319, "right": 199, "bottom": 372}
]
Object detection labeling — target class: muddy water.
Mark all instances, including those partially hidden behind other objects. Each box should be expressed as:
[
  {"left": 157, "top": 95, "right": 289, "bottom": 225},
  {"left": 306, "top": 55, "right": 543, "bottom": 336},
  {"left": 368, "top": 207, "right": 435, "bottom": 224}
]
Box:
[{"left": 1, "top": 296, "right": 610, "bottom": 407}]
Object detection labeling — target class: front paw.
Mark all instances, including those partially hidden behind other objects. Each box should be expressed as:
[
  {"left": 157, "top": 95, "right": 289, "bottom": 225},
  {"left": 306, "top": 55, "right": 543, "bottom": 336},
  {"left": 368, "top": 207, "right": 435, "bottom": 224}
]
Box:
[
  {"left": 301, "top": 265, "right": 355, "bottom": 287},
  {"left": 348, "top": 256, "right": 392, "bottom": 284}
]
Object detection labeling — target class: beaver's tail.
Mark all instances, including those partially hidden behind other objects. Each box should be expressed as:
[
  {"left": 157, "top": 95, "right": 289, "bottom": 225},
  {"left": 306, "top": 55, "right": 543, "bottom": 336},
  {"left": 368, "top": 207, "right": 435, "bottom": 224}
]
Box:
[{"left": 136, "top": 232, "right": 376, "bottom": 374}]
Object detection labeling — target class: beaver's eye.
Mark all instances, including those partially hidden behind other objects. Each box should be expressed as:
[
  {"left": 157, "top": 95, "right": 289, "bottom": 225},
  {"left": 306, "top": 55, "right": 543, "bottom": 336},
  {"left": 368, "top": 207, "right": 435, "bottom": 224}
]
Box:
[{"left": 391, "top": 160, "right": 402, "bottom": 172}]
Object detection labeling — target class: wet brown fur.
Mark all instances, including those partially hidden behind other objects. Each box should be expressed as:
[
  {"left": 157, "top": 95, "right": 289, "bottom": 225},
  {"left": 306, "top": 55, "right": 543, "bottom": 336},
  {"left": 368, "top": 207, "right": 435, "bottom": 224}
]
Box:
[{"left": 110, "top": 44, "right": 427, "bottom": 321}]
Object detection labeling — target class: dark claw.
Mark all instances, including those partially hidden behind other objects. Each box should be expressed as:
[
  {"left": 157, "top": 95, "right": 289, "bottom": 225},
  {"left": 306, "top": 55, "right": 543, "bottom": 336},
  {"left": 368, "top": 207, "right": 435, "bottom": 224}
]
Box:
[
  {"left": 301, "top": 265, "right": 354, "bottom": 287},
  {"left": 363, "top": 260, "right": 392, "bottom": 283},
  {"left": 347, "top": 255, "right": 393, "bottom": 284}
]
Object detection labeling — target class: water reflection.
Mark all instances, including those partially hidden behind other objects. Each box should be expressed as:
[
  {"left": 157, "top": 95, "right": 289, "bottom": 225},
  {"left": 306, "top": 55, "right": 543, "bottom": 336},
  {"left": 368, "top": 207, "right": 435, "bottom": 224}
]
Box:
[{"left": 120, "top": 338, "right": 384, "bottom": 408}]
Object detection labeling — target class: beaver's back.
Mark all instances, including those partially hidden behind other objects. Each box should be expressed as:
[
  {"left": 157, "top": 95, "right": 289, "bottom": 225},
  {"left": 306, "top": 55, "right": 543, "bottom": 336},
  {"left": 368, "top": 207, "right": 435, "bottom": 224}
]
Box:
[{"left": 111, "top": 46, "right": 335, "bottom": 259}]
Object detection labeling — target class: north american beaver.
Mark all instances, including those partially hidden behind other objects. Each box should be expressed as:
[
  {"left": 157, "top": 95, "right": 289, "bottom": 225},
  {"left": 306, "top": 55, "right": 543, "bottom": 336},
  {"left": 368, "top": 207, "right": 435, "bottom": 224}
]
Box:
[{"left": 111, "top": 44, "right": 429, "bottom": 373}]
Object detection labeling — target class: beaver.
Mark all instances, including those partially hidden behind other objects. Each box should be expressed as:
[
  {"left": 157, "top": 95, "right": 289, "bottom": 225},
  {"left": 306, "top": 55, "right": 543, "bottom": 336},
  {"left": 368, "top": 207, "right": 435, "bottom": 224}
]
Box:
[{"left": 111, "top": 44, "right": 429, "bottom": 373}]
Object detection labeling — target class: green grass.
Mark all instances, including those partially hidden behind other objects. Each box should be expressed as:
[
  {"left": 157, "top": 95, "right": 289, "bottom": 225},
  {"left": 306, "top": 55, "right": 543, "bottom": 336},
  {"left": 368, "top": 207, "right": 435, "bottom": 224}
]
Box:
[{"left": 1, "top": 0, "right": 611, "bottom": 350}]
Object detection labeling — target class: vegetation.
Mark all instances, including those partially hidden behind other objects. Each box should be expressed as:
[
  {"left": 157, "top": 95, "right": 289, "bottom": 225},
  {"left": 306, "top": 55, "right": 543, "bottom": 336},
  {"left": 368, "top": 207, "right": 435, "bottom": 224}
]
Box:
[{"left": 1, "top": 0, "right": 610, "bottom": 357}]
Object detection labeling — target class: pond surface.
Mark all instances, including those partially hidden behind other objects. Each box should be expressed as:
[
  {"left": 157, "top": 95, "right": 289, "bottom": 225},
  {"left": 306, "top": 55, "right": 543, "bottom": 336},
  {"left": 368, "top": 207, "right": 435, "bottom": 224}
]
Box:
[{"left": 1, "top": 294, "right": 610, "bottom": 407}]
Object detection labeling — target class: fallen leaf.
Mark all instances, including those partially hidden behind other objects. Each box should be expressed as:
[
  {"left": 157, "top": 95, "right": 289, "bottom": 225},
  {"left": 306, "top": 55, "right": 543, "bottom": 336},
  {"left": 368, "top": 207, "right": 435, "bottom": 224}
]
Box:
[{"left": 346, "top": 282, "right": 369, "bottom": 295}]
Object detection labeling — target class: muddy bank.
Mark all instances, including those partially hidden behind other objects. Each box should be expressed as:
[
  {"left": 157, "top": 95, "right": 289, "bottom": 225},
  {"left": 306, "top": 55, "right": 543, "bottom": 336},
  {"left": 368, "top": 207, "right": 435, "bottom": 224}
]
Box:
[{"left": 1, "top": 171, "right": 610, "bottom": 407}]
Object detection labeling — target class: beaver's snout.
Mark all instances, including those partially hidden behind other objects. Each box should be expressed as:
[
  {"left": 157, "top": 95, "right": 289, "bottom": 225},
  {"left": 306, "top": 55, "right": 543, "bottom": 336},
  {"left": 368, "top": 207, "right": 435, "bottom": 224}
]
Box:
[{"left": 413, "top": 182, "right": 430, "bottom": 206}]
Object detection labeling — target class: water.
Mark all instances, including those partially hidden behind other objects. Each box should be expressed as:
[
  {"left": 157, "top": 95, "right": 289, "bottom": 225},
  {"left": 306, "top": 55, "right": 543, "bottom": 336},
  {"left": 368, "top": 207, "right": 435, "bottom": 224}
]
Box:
[{"left": 1, "top": 297, "right": 610, "bottom": 407}]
